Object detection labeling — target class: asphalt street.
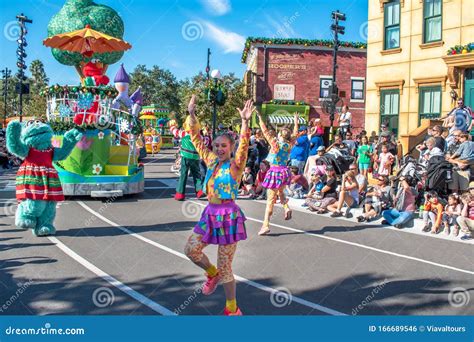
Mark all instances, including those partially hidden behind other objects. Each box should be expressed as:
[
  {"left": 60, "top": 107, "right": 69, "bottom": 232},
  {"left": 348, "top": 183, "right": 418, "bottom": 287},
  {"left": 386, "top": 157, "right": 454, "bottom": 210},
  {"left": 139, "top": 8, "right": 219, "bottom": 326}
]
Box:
[{"left": 0, "top": 149, "right": 473, "bottom": 316}]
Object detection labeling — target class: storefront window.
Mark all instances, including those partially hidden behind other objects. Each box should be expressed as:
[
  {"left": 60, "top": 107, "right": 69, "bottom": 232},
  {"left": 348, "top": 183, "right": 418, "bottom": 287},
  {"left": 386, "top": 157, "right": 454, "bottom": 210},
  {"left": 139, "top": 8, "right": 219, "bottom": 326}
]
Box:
[
  {"left": 423, "top": 0, "right": 442, "bottom": 43},
  {"left": 320, "top": 78, "right": 332, "bottom": 98},
  {"left": 419, "top": 86, "right": 441, "bottom": 123},
  {"left": 380, "top": 89, "right": 399, "bottom": 135},
  {"left": 351, "top": 79, "right": 365, "bottom": 100},
  {"left": 384, "top": 0, "right": 400, "bottom": 50}
]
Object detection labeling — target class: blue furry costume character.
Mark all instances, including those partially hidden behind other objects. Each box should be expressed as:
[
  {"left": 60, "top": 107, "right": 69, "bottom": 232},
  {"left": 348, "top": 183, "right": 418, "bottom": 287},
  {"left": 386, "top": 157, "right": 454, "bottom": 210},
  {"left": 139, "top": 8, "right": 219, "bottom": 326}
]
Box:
[{"left": 6, "top": 119, "right": 82, "bottom": 236}]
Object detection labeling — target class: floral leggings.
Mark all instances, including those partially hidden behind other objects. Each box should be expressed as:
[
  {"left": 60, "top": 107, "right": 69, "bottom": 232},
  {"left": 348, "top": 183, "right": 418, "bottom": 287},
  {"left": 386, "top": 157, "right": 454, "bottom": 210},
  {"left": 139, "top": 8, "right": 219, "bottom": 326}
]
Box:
[{"left": 184, "top": 232, "right": 237, "bottom": 284}]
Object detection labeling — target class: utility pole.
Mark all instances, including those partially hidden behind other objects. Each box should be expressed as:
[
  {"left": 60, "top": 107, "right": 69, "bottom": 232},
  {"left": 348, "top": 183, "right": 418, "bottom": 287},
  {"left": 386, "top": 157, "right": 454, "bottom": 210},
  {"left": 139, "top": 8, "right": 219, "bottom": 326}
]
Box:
[
  {"left": 1, "top": 68, "right": 11, "bottom": 128},
  {"left": 15, "top": 13, "right": 33, "bottom": 122},
  {"left": 329, "top": 10, "right": 346, "bottom": 142},
  {"left": 206, "top": 48, "right": 211, "bottom": 80}
]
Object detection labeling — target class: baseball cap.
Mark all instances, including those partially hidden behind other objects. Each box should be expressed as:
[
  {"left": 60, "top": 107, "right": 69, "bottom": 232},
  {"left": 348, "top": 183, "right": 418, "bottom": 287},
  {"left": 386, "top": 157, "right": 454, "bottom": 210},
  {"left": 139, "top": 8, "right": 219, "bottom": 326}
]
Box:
[
  {"left": 299, "top": 125, "right": 307, "bottom": 132},
  {"left": 317, "top": 146, "right": 325, "bottom": 152}
]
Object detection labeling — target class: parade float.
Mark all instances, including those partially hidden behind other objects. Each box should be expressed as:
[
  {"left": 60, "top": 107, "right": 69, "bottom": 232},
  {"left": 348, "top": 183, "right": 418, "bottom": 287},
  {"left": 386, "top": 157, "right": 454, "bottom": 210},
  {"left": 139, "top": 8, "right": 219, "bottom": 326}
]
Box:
[
  {"left": 41, "top": 0, "right": 145, "bottom": 197},
  {"left": 139, "top": 105, "right": 170, "bottom": 154}
]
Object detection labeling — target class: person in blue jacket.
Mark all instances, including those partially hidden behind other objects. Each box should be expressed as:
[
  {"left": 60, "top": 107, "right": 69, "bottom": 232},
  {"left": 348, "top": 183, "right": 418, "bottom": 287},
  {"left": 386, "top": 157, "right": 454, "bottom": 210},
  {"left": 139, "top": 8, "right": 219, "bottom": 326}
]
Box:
[
  {"left": 308, "top": 126, "right": 324, "bottom": 156},
  {"left": 290, "top": 126, "right": 309, "bottom": 174}
]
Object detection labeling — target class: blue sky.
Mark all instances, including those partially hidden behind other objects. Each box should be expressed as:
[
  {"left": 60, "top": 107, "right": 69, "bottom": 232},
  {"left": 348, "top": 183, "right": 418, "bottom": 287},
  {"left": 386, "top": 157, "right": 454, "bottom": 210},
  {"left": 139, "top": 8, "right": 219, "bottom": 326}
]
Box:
[{"left": 0, "top": 0, "right": 368, "bottom": 84}]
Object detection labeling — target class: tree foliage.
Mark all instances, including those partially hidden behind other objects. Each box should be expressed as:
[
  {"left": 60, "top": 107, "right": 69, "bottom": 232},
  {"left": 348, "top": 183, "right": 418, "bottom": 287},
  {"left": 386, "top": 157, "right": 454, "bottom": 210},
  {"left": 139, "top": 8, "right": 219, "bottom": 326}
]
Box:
[{"left": 47, "top": 0, "right": 125, "bottom": 66}]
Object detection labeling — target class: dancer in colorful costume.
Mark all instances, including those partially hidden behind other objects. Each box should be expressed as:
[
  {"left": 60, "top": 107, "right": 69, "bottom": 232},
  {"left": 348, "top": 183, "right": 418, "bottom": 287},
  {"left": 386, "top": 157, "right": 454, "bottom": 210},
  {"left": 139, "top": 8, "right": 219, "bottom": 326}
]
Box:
[
  {"left": 256, "top": 111, "right": 299, "bottom": 235},
  {"left": 169, "top": 116, "right": 204, "bottom": 200},
  {"left": 6, "top": 119, "right": 82, "bottom": 236},
  {"left": 184, "top": 95, "right": 253, "bottom": 316}
]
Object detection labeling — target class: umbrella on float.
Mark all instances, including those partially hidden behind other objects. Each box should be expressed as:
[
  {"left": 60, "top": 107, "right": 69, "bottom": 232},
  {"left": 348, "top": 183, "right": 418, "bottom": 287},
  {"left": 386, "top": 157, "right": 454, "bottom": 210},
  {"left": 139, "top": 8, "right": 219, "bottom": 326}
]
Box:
[{"left": 43, "top": 24, "right": 132, "bottom": 56}]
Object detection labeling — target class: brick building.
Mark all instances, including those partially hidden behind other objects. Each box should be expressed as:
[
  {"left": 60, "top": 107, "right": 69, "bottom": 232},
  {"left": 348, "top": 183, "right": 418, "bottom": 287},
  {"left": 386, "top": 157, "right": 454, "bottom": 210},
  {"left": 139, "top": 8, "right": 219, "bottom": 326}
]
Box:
[{"left": 241, "top": 38, "right": 367, "bottom": 131}]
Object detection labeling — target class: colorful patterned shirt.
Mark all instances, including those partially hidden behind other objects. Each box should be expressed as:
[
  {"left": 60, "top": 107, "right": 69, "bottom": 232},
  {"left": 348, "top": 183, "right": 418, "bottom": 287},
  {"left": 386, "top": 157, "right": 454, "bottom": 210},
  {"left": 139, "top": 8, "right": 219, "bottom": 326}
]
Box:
[{"left": 189, "top": 123, "right": 249, "bottom": 204}]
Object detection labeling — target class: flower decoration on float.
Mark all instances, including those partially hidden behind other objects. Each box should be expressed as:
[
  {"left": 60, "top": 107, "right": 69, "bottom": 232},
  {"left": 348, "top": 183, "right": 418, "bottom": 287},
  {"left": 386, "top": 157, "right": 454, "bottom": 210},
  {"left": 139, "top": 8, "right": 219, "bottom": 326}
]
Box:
[
  {"left": 266, "top": 99, "right": 307, "bottom": 106},
  {"left": 241, "top": 37, "right": 367, "bottom": 63},
  {"left": 40, "top": 85, "right": 118, "bottom": 99}
]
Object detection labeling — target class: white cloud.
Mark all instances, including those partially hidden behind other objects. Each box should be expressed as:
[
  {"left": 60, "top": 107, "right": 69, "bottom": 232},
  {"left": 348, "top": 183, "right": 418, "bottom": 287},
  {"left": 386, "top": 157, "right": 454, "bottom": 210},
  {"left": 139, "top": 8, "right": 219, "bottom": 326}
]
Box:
[
  {"left": 203, "top": 21, "right": 245, "bottom": 54},
  {"left": 200, "top": 0, "right": 231, "bottom": 15}
]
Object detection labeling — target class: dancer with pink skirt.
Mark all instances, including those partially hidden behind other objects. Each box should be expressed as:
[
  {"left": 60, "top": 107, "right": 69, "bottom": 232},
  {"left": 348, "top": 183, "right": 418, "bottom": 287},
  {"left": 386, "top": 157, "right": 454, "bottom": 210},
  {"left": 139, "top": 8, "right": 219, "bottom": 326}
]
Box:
[
  {"left": 184, "top": 95, "right": 254, "bottom": 316},
  {"left": 256, "top": 111, "right": 299, "bottom": 235}
]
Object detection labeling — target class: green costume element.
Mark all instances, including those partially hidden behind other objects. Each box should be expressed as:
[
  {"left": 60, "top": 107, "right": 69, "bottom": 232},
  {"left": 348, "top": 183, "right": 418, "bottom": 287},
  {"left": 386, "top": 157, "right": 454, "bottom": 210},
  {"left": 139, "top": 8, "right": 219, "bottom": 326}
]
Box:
[
  {"left": 177, "top": 158, "right": 203, "bottom": 195},
  {"left": 179, "top": 135, "right": 199, "bottom": 160},
  {"left": 6, "top": 120, "right": 82, "bottom": 236},
  {"left": 47, "top": 0, "right": 126, "bottom": 66}
]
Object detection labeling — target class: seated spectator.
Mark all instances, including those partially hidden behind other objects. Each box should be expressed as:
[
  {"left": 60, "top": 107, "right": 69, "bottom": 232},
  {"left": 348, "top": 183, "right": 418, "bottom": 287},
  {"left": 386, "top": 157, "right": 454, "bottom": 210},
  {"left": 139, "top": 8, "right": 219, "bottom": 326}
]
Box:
[
  {"left": 375, "top": 143, "right": 395, "bottom": 176},
  {"left": 376, "top": 132, "right": 397, "bottom": 155},
  {"left": 446, "top": 132, "right": 474, "bottom": 169},
  {"left": 239, "top": 166, "right": 255, "bottom": 196},
  {"left": 457, "top": 189, "right": 474, "bottom": 240},
  {"left": 421, "top": 191, "right": 444, "bottom": 234},
  {"left": 357, "top": 176, "right": 393, "bottom": 222},
  {"left": 252, "top": 160, "right": 269, "bottom": 199},
  {"left": 423, "top": 137, "right": 444, "bottom": 162},
  {"left": 343, "top": 131, "right": 357, "bottom": 156},
  {"left": 446, "top": 129, "right": 462, "bottom": 156},
  {"left": 382, "top": 175, "right": 417, "bottom": 228},
  {"left": 304, "top": 146, "right": 325, "bottom": 181},
  {"left": 305, "top": 165, "right": 338, "bottom": 213},
  {"left": 356, "top": 135, "right": 372, "bottom": 177},
  {"left": 327, "top": 135, "right": 350, "bottom": 156},
  {"left": 327, "top": 170, "right": 359, "bottom": 218},
  {"left": 285, "top": 166, "right": 308, "bottom": 199},
  {"left": 442, "top": 194, "right": 461, "bottom": 236},
  {"left": 349, "top": 164, "right": 367, "bottom": 201}
]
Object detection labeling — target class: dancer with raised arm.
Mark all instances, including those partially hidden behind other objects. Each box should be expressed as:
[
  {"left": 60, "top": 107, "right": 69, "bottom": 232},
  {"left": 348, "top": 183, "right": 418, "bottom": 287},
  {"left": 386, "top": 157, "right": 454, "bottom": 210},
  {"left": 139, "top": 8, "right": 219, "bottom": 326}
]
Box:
[
  {"left": 257, "top": 111, "right": 299, "bottom": 235},
  {"left": 184, "top": 95, "right": 253, "bottom": 316}
]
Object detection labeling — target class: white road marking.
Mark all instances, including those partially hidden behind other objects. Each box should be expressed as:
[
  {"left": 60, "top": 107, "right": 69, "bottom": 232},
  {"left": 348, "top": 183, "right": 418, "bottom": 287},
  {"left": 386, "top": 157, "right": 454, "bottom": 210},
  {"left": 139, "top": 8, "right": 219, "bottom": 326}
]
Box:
[
  {"left": 76, "top": 200, "right": 346, "bottom": 316},
  {"left": 187, "top": 201, "right": 474, "bottom": 277},
  {"left": 48, "top": 236, "right": 176, "bottom": 316}
]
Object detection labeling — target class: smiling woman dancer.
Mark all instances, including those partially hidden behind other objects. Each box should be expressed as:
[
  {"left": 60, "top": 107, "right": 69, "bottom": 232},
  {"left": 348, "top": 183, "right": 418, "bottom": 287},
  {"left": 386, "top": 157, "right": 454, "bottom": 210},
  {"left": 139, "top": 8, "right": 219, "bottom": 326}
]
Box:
[
  {"left": 184, "top": 95, "right": 254, "bottom": 316},
  {"left": 256, "top": 111, "right": 299, "bottom": 236}
]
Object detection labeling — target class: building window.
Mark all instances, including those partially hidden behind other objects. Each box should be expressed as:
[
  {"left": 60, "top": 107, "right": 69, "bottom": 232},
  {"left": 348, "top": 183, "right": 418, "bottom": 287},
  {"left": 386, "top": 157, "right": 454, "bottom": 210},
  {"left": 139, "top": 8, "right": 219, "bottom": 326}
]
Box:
[
  {"left": 423, "top": 0, "right": 442, "bottom": 43},
  {"left": 384, "top": 0, "right": 400, "bottom": 50},
  {"left": 419, "top": 86, "right": 442, "bottom": 123},
  {"left": 320, "top": 78, "right": 332, "bottom": 98},
  {"left": 380, "top": 89, "right": 400, "bottom": 135},
  {"left": 351, "top": 79, "right": 365, "bottom": 100}
]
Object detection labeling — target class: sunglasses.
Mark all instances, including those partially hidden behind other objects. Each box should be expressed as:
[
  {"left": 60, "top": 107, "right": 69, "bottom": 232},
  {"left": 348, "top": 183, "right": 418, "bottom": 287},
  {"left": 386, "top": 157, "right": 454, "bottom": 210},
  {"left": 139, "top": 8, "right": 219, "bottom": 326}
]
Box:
[{"left": 349, "top": 168, "right": 357, "bottom": 170}]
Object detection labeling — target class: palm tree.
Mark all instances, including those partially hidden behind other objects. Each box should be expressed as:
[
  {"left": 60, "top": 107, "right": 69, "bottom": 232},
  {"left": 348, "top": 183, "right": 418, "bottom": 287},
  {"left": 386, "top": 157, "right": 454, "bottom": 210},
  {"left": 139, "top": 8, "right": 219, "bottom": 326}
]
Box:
[{"left": 29, "top": 60, "right": 49, "bottom": 88}]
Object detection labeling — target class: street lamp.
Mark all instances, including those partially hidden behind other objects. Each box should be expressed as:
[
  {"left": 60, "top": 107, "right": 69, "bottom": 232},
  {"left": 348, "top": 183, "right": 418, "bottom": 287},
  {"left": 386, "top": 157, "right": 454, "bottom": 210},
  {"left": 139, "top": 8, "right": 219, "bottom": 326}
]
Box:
[
  {"left": 210, "top": 69, "right": 222, "bottom": 139},
  {"left": 15, "top": 13, "right": 32, "bottom": 123},
  {"left": 328, "top": 9, "right": 346, "bottom": 142},
  {"left": 1, "top": 68, "right": 11, "bottom": 128}
]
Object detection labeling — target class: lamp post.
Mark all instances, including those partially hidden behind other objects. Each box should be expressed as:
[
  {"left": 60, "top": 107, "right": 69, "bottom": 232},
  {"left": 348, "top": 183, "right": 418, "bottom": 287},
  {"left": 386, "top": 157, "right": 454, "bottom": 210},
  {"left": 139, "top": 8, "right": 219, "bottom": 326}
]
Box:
[
  {"left": 329, "top": 9, "right": 345, "bottom": 142},
  {"left": 15, "top": 13, "right": 33, "bottom": 123},
  {"left": 1, "top": 68, "right": 11, "bottom": 128},
  {"left": 210, "top": 69, "right": 222, "bottom": 139}
]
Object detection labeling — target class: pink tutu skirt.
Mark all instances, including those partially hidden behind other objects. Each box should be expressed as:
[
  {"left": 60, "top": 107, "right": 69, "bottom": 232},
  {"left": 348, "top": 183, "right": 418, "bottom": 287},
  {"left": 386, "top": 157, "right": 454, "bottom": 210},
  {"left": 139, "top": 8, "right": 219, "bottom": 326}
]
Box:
[
  {"left": 262, "top": 165, "right": 291, "bottom": 189},
  {"left": 194, "top": 201, "right": 247, "bottom": 245}
]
